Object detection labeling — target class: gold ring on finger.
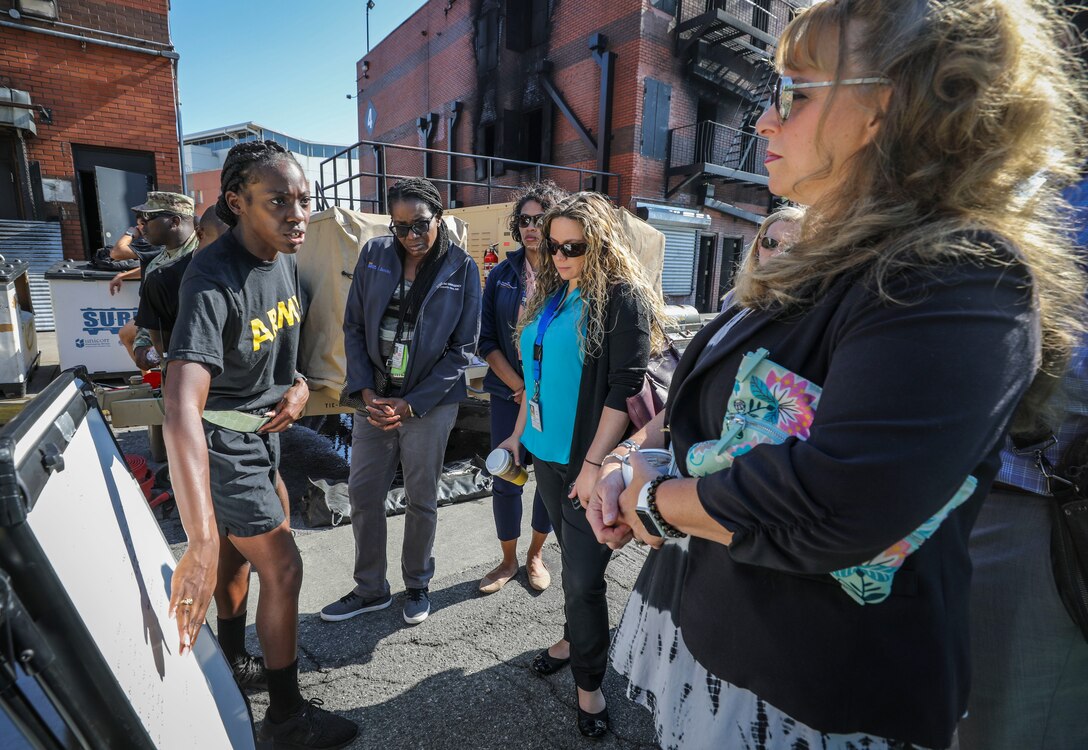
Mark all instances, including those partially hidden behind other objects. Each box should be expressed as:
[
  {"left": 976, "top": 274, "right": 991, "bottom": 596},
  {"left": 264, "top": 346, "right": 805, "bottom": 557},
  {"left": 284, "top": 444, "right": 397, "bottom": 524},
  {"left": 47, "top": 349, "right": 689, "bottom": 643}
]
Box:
[{"left": 179, "top": 597, "right": 194, "bottom": 606}]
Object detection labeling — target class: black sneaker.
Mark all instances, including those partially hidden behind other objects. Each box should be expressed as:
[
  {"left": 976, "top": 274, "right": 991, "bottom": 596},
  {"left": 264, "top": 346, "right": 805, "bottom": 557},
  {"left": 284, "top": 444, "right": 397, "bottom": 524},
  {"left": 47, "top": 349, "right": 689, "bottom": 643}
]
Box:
[
  {"left": 230, "top": 653, "right": 268, "bottom": 692},
  {"left": 258, "top": 699, "right": 359, "bottom": 749},
  {"left": 402, "top": 587, "right": 430, "bottom": 625},
  {"left": 319, "top": 590, "right": 392, "bottom": 622}
]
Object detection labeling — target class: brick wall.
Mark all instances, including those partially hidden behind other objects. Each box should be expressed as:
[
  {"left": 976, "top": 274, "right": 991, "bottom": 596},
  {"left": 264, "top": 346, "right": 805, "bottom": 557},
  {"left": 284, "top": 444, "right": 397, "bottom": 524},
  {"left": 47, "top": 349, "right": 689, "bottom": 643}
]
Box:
[
  {"left": 189, "top": 170, "right": 221, "bottom": 217},
  {"left": 0, "top": 0, "right": 180, "bottom": 259},
  {"left": 355, "top": 0, "right": 777, "bottom": 305}
]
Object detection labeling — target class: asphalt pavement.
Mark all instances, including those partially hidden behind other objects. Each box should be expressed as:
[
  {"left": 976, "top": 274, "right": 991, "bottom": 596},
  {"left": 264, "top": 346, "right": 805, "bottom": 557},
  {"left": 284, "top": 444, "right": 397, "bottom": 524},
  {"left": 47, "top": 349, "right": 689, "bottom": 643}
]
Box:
[{"left": 134, "top": 419, "right": 660, "bottom": 750}]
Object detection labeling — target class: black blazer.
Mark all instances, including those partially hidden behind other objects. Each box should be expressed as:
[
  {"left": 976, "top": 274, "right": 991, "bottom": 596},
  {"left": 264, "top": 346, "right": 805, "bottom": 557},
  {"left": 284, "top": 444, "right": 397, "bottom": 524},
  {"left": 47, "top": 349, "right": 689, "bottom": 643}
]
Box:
[
  {"left": 564, "top": 282, "right": 651, "bottom": 486},
  {"left": 666, "top": 240, "right": 1037, "bottom": 748}
]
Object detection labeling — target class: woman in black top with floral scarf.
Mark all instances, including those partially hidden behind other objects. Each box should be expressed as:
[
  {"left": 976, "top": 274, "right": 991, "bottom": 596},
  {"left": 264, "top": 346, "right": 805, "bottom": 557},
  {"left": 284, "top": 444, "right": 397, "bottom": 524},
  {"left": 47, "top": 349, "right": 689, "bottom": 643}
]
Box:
[{"left": 590, "top": 1, "right": 1088, "bottom": 748}]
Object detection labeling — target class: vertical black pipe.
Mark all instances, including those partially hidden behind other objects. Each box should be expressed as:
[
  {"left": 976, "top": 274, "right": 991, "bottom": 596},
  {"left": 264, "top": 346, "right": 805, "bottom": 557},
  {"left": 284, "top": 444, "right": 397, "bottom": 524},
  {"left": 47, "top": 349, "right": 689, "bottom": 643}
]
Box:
[
  {"left": 590, "top": 34, "right": 616, "bottom": 197},
  {"left": 448, "top": 101, "right": 462, "bottom": 208},
  {"left": 375, "top": 145, "right": 387, "bottom": 214}
]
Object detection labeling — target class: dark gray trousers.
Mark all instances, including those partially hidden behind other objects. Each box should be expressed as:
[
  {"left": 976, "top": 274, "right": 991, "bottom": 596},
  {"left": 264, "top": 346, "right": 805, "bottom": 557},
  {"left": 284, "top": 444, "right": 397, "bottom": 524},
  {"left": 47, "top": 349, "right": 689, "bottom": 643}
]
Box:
[
  {"left": 348, "top": 402, "right": 459, "bottom": 598},
  {"left": 535, "top": 458, "right": 614, "bottom": 692},
  {"left": 959, "top": 489, "right": 1088, "bottom": 750}
]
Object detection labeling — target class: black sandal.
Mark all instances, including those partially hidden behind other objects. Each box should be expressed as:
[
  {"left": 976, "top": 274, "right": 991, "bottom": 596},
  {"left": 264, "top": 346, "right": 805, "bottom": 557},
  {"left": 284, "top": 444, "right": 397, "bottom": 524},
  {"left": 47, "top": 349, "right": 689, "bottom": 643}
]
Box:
[
  {"left": 576, "top": 700, "right": 609, "bottom": 740},
  {"left": 529, "top": 648, "right": 570, "bottom": 676}
]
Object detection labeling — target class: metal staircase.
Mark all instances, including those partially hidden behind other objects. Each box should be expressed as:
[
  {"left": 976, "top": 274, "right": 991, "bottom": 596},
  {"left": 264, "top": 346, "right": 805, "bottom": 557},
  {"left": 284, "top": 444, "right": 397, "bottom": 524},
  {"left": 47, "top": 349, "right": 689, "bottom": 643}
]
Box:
[{"left": 666, "top": 0, "right": 798, "bottom": 212}]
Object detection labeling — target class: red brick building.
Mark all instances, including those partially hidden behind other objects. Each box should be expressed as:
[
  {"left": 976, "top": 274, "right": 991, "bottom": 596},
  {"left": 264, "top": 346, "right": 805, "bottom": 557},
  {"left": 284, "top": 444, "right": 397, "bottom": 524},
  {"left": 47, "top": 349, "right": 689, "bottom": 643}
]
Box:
[
  {"left": 0, "top": 0, "right": 182, "bottom": 260},
  {"left": 347, "top": 0, "right": 803, "bottom": 310}
]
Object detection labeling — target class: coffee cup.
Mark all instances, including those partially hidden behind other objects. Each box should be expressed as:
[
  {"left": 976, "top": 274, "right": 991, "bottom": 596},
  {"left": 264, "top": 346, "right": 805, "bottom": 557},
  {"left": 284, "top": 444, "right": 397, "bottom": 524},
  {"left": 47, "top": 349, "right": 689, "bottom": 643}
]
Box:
[
  {"left": 621, "top": 448, "right": 673, "bottom": 486},
  {"left": 486, "top": 448, "right": 528, "bottom": 486}
]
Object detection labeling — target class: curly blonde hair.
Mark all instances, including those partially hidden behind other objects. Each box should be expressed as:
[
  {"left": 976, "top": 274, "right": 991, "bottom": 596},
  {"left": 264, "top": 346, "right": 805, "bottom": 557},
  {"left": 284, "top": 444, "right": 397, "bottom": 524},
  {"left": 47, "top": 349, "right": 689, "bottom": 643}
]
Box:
[
  {"left": 516, "top": 192, "right": 669, "bottom": 358},
  {"left": 734, "top": 0, "right": 1088, "bottom": 433}
]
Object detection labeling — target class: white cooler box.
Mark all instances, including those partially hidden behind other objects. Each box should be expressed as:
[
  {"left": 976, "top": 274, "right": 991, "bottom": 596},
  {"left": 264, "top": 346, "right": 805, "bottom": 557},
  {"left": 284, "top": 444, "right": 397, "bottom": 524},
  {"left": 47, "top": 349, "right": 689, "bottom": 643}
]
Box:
[{"left": 45, "top": 260, "right": 140, "bottom": 377}]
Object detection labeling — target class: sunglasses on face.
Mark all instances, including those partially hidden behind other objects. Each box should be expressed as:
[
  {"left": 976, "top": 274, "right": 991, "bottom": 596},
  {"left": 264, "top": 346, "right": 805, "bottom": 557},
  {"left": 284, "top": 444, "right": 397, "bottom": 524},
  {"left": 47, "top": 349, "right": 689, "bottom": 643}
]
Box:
[
  {"left": 772, "top": 75, "right": 892, "bottom": 123},
  {"left": 389, "top": 215, "right": 435, "bottom": 239},
  {"left": 546, "top": 238, "right": 590, "bottom": 257},
  {"left": 517, "top": 213, "right": 545, "bottom": 229},
  {"left": 760, "top": 236, "right": 788, "bottom": 250}
]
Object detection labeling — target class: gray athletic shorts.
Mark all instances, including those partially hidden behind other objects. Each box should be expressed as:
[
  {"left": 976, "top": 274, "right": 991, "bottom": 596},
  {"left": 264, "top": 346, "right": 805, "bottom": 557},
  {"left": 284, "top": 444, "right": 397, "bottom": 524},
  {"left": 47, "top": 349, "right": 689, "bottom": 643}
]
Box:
[{"left": 204, "top": 424, "right": 283, "bottom": 537}]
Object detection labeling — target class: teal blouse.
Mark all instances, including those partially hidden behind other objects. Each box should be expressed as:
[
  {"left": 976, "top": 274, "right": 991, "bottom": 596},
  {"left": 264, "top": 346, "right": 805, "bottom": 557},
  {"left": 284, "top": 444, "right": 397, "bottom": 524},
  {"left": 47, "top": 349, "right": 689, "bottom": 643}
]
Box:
[{"left": 519, "top": 287, "right": 585, "bottom": 464}]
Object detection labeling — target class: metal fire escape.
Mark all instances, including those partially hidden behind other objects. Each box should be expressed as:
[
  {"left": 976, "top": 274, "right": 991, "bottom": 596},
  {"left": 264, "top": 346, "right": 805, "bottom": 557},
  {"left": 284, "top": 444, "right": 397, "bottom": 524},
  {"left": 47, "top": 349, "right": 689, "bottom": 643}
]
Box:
[{"left": 666, "top": 0, "right": 802, "bottom": 217}]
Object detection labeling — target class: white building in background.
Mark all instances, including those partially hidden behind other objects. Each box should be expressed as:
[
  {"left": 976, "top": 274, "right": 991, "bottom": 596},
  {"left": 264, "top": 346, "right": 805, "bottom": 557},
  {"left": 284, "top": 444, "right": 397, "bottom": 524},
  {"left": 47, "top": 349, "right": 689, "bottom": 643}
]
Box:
[{"left": 181, "top": 122, "right": 359, "bottom": 215}]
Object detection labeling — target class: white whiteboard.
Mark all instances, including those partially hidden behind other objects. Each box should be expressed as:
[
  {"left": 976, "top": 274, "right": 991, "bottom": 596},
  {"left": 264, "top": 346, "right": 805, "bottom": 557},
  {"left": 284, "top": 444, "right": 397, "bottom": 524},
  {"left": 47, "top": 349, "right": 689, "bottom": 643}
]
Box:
[{"left": 22, "top": 385, "right": 254, "bottom": 749}]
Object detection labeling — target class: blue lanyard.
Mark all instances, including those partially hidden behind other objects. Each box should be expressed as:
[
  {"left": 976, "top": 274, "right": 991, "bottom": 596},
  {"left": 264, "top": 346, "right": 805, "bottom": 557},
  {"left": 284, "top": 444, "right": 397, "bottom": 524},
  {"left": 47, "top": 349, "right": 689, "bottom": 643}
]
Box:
[{"left": 531, "top": 286, "right": 570, "bottom": 390}]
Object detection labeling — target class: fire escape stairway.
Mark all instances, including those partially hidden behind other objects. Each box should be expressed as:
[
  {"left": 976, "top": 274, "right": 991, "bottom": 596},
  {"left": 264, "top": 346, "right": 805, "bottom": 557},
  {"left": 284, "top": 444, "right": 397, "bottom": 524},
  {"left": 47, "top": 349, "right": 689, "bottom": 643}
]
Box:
[{"left": 668, "top": 1, "right": 784, "bottom": 210}]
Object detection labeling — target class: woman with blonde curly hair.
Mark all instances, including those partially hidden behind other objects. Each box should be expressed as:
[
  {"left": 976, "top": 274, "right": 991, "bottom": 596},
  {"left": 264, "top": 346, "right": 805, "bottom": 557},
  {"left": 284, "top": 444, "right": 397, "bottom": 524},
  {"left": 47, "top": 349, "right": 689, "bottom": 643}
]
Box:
[
  {"left": 497, "top": 190, "right": 667, "bottom": 738},
  {"left": 589, "top": 1, "right": 1088, "bottom": 747},
  {"left": 722, "top": 205, "right": 804, "bottom": 310}
]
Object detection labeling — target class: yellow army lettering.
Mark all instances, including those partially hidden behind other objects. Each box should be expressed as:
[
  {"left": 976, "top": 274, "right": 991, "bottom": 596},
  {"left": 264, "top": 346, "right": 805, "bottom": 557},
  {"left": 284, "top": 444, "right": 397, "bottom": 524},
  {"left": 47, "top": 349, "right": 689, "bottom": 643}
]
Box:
[{"left": 250, "top": 295, "right": 303, "bottom": 352}]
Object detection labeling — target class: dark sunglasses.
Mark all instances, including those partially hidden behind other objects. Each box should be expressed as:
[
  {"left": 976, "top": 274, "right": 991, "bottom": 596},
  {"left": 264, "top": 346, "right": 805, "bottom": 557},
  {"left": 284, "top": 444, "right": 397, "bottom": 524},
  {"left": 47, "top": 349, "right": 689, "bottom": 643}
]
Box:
[
  {"left": 517, "top": 213, "right": 545, "bottom": 229},
  {"left": 546, "top": 238, "right": 590, "bottom": 257},
  {"left": 389, "top": 215, "right": 435, "bottom": 239},
  {"left": 759, "top": 236, "right": 787, "bottom": 250},
  {"left": 772, "top": 75, "right": 891, "bottom": 123}
]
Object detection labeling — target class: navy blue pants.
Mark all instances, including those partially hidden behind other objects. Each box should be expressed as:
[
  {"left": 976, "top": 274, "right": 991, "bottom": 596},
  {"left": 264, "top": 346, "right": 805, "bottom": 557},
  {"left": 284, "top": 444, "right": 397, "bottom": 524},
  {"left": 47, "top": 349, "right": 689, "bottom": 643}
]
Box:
[{"left": 490, "top": 394, "right": 551, "bottom": 541}]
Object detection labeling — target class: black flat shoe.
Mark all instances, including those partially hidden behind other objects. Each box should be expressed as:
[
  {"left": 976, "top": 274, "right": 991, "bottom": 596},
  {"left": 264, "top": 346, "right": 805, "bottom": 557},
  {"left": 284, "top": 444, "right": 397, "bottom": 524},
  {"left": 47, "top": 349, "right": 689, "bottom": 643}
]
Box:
[
  {"left": 530, "top": 648, "right": 570, "bottom": 676},
  {"left": 576, "top": 702, "right": 610, "bottom": 740}
]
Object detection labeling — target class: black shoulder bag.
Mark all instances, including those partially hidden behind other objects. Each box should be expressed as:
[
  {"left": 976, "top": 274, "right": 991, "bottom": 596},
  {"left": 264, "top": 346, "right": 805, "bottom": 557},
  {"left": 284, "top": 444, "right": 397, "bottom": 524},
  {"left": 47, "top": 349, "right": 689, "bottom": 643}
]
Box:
[{"left": 1018, "top": 433, "right": 1088, "bottom": 642}]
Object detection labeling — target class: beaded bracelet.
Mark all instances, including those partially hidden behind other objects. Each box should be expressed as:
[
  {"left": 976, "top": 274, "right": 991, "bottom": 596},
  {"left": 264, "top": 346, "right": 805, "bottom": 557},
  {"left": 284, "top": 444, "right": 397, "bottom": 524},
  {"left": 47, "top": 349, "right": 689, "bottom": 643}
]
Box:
[{"left": 646, "top": 475, "right": 687, "bottom": 539}]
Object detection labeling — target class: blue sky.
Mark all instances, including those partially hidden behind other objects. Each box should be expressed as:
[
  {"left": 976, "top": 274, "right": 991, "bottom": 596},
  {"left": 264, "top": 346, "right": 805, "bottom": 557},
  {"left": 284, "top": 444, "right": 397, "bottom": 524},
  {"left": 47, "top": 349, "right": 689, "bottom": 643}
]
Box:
[{"left": 171, "top": 0, "right": 426, "bottom": 146}]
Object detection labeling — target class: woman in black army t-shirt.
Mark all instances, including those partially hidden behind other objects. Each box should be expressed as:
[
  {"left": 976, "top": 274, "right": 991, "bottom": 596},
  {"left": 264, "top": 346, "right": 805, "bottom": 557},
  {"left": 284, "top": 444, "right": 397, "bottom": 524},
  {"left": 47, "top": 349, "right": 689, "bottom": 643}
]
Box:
[{"left": 164, "top": 141, "right": 358, "bottom": 749}]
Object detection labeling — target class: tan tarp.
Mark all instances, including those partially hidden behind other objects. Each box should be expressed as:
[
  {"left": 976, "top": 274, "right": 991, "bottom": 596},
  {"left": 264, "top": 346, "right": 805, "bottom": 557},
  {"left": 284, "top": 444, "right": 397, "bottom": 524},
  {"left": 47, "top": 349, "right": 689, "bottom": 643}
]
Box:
[
  {"left": 617, "top": 206, "right": 665, "bottom": 291},
  {"left": 296, "top": 205, "right": 664, "bottom": 393},
  {"left": 296, "top": 206, "right": 468, "bottom": 392}
]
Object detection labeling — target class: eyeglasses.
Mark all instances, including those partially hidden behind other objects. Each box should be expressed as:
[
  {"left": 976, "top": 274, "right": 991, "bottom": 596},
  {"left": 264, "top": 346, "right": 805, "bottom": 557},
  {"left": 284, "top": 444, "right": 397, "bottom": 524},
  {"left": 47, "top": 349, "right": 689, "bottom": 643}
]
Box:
[
  {"left": 517, "top": 213, "right": 545, "bottom": 229},
  {"left": 546, "top": 238, "right": 590, "bottom": 257},
  {"left": 389, "top": 215, "right": 435, "bottom": 238},
  {"left": 759, "top": 236, "right": 787, "bottom": 250},
  {"left": 772, "top": 75, "right": 892, "bottom": 123}
]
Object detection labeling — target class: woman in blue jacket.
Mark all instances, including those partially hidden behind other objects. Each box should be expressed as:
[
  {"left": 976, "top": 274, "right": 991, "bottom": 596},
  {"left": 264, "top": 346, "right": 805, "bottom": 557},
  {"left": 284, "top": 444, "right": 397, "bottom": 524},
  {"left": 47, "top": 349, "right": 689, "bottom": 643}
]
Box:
[
  {"left": 321, "top": 178, "right": 481, "bottom": 627},
  {"left": 477, "top": 182, "right": 566, "bottom": 594}
]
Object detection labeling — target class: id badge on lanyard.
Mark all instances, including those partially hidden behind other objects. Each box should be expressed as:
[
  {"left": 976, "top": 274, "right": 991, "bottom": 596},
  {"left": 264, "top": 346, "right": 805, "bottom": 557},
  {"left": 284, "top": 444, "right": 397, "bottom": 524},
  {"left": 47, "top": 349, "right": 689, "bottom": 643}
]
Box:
[
  {"left": 390, "top": 341, "right": 409, "bottom": 379},
  {"left": 388, "top": 273, "right": 411, "bottom": 380},
  {"left": 530, "top": 287, "right": 568, "bottom": 434},
  {"left": 529, "top": 399, "right": 543, "bottom": 432}
]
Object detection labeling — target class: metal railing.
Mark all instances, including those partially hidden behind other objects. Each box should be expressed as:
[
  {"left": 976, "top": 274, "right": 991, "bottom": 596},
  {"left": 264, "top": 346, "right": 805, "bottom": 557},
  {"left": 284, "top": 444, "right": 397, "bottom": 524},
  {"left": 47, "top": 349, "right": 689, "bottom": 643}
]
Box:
[
  {"left": 676, "top": 0, "right": 799, "bottom": 44},
  {"left": 668, "top": 120, "right": 767, "bottom": 176},
  {"left": 317, "top": 140, "right": 621, "bottom": 213}
]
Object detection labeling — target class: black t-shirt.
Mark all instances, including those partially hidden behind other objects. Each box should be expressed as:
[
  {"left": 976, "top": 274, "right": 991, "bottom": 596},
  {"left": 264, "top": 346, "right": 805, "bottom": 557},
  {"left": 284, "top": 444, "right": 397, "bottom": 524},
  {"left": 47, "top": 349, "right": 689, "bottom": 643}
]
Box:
[
  {"left": 134, "top": 253, "right": 193, "bottom": 354},
  {"left": 133, "top": 238, "right": 164, "bottom": 278},
  {"left": 169, "top": 230, "right": 304, "bottom": 412}
]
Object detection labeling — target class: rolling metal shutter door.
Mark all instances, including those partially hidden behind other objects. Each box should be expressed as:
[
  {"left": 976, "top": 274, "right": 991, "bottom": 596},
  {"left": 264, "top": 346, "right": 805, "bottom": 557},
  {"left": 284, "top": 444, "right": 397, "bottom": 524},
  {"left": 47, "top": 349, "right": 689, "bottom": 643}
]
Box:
[
  {"left": 659, "top": 225, "right": 698, "bottom": 296},
  {"left": 0, "top": 219, "right": 64, "bottom": 331}
]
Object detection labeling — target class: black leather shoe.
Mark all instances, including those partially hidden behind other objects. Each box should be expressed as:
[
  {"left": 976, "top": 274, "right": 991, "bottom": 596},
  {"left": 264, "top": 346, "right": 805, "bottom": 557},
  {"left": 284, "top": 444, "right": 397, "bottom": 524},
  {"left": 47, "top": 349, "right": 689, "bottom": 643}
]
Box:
[
  {"left": 576, "top": 702, "right": 610, "bottom": 740},
  {"left": 529, "top": 648, "right": 570, "bottom": 676}
]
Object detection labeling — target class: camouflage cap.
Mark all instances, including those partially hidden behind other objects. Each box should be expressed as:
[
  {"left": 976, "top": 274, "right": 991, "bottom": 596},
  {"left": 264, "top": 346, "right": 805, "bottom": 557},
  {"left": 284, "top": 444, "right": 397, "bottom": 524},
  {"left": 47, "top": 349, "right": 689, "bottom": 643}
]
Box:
[{"left": 131, "top": 191, "right": 195, "bottom": 217}]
